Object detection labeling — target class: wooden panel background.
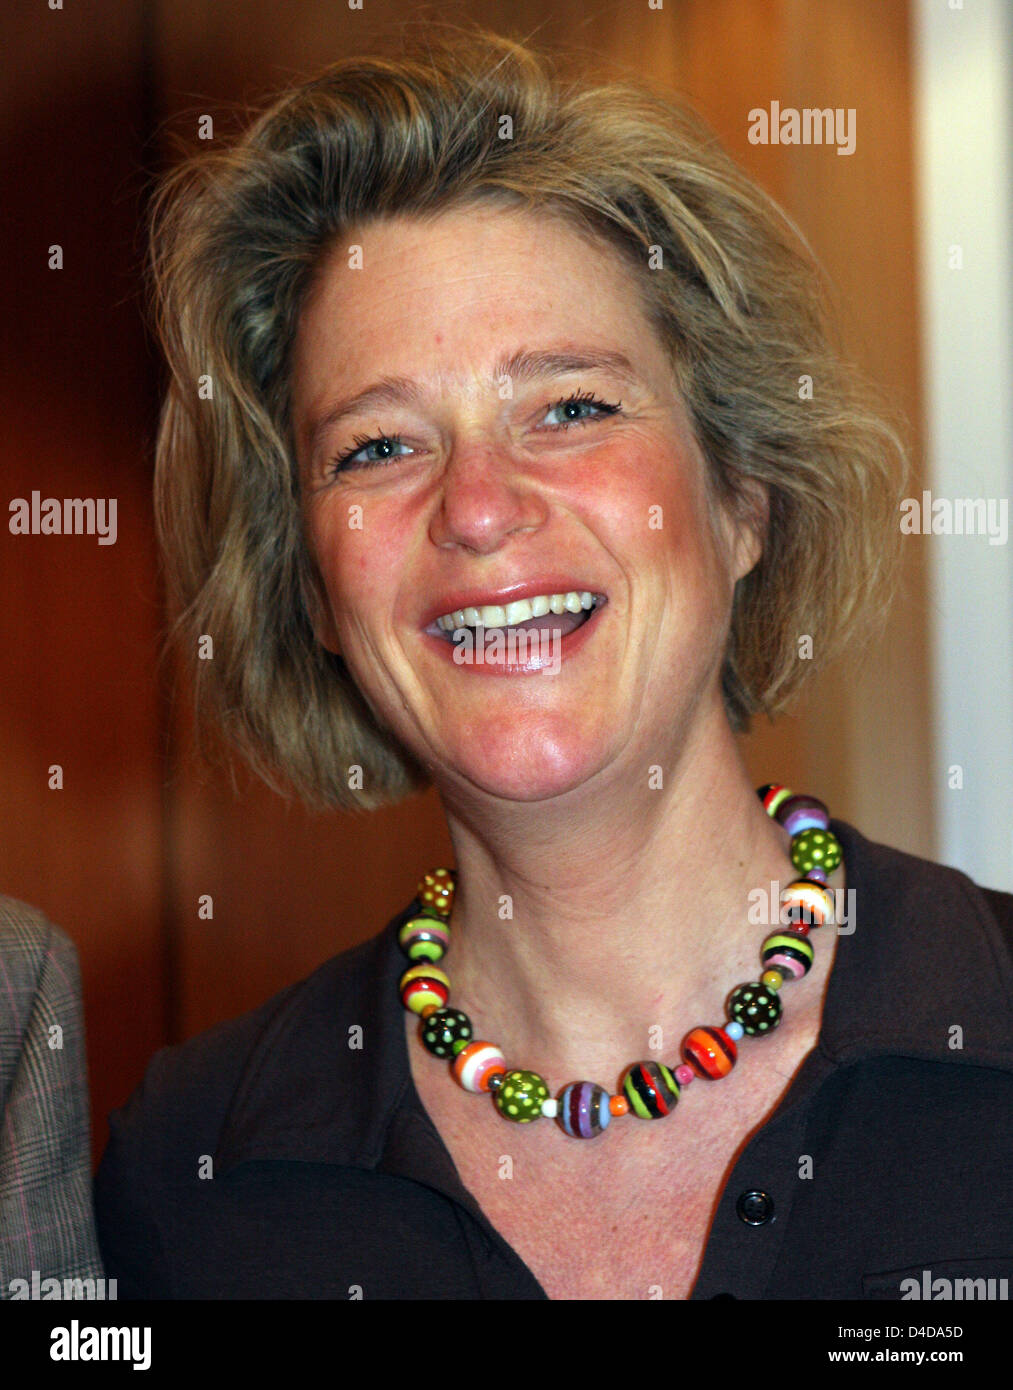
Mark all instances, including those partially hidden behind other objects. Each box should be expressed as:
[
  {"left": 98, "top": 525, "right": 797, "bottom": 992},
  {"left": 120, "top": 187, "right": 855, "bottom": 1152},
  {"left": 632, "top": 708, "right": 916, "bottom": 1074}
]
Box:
[{"left": 1, "top": 0, "right": 932, "bottom": 1163}]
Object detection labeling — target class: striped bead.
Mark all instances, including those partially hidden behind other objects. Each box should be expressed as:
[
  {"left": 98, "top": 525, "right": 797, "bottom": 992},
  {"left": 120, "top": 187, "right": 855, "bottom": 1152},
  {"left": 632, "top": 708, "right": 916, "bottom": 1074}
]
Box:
[
  {"left": 781, "top": 878, "right": 835, "bottom": 928},
  {"left": 681, "top": 1025, "right": 737, "bottom": 1079},
  {"left": 622, "top": 1060, "right": 680, "bottom": 1119},
  {"left": 759, "top": 784, "right": 793, "bottom": 818},
  {"left": 774, "top": 794, "right": 830, "bottom": 836},
  {"left": 761, "top": 930, "right": 814, "bottom": 979},
  {"left": 399, "top": 963, "right": 449, "bottom": 1014},
  {"left": 790, "top": 827, "right": 842, "bottom": 875},
  {"left": 557, "top": 1081, "right": 612, "bottom": 1138},
  {"left": 398, "top": 912, "right": 450, "bottom": 962},
  {"left": 452, "top": 1041, "right": 506, "bottom": 1092},
  {"left": 417, "top": 869, "right": 455, "bottom": 916}
]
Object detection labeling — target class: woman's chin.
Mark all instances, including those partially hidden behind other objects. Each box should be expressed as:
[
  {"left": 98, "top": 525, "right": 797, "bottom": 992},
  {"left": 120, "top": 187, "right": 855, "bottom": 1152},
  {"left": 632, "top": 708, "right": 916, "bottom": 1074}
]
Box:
[{"left": 432, "top": 728, "right": 612, "bottom": 804}]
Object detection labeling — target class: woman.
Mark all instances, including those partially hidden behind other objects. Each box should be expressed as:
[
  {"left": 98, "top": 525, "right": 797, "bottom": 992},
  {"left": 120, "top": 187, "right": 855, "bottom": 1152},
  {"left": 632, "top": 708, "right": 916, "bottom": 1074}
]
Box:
[{"left": 95, "top": 30, "right": 1013, "bottom": 1300}]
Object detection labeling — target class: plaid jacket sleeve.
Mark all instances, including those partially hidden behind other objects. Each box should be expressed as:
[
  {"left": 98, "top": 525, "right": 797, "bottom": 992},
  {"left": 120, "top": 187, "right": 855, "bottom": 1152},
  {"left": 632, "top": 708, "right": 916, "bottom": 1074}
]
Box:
[{"left": 0, "top": 897, "right": 105, "bottom": 1297}]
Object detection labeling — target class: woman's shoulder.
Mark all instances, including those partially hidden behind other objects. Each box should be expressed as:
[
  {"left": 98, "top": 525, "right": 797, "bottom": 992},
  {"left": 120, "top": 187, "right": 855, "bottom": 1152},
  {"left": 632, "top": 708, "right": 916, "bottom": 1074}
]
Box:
[
  {"left": 120, "top": 922, "right": 399, "bottom": 1135},
  {"left": 829, "top": 819, "right": 1013, "bottom": 1058}
]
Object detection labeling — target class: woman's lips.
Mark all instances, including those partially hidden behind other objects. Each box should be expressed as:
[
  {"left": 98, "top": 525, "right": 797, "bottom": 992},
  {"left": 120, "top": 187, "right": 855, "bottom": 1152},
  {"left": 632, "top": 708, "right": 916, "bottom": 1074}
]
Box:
[{"left": 418, "top": 596, "right": 608, "bottom": 675}]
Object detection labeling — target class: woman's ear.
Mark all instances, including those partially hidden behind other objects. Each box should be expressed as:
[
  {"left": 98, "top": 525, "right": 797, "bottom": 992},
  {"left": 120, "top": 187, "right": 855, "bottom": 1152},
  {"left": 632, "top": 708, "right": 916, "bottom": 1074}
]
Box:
[
  {"left": 299, "top": 561, "right": 341, "bottom": 656},
  {"left": 726, "top": 476, "right": 769, "bottom": 584}
]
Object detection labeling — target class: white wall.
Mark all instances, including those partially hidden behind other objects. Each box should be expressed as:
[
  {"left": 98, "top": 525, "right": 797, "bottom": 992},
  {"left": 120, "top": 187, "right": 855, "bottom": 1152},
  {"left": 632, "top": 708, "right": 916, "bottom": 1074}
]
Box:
[{"left": 912, "top": 0, "right": 1013, "bottom": 891}]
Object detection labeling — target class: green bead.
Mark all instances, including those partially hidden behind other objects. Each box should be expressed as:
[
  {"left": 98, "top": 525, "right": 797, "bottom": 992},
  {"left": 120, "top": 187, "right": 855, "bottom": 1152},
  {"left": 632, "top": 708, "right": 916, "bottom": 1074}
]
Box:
[
  {"left": 728, "top": 982, "right": 782, "bottom": 1035},
  {"left": 790, "top": 827, "right": 842, "bottom": 875},
  {"left": 493, "top": 1069, "right": 548, "bottom": 1122}
]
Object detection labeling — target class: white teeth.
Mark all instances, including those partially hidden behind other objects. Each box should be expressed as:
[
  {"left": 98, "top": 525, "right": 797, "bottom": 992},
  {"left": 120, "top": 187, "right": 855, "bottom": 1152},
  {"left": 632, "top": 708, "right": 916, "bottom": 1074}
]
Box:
[
  {"left": 435, "top": 590, "right": 600, "bottom": 630},
  {"left": 503, "top": 600, "right": 530, "bottom": 626}
]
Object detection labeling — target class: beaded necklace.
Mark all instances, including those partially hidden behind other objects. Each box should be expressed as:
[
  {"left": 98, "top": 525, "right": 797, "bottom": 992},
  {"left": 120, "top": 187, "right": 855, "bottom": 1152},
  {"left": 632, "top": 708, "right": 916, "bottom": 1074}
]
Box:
[{"left": 398, "top": 785, "right": 841, "bottom": 1138}]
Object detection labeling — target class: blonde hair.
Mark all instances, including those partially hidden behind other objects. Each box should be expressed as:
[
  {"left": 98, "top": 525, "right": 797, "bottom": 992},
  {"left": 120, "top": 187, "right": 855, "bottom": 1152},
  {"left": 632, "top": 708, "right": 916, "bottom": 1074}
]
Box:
[{"left": 149, "top": 25, "right": 908, "bottom": 811}]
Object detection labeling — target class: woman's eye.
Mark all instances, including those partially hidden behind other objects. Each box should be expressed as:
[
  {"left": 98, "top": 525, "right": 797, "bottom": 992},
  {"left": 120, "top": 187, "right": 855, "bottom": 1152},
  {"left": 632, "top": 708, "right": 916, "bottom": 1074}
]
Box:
[
  {"left": 542, "top": 392, "right": 622, "bottom": 429},
  {"left": 330, "top": 433, "right": 412, "bottom": 474},
  {"left": 328, "top": 392, "right": 621, "bottom": 475}
]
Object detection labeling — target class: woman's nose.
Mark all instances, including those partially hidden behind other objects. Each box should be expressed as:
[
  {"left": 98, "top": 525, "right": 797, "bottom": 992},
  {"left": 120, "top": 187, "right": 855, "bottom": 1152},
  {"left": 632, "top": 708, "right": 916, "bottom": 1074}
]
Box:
[{"left": 427, "top": 440, "right": 550, "bottom": 555}]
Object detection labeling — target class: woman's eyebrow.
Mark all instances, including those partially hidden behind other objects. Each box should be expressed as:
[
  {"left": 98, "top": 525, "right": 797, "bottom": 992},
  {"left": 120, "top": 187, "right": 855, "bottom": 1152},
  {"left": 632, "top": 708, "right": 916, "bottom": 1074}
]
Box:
[{"left": 303, "top": 346, "right": 641, "bottom": 457}]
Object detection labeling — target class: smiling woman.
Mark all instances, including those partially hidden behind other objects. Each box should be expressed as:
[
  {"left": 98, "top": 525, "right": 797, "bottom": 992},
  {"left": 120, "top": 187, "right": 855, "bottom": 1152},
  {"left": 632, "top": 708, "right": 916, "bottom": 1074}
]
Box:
[{"left": 94, "top": 26, "right": 1013, "bottom": 1303}]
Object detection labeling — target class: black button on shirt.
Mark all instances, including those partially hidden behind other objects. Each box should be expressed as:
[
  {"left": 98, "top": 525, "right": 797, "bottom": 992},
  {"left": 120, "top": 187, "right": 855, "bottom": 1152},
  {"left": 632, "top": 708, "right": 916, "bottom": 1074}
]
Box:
[
  {"left": 736, "top": 1190, "right": 775, "bottom": 1225},
  {"left": 95, "top": 820, "right": 1013, "bottom": 1299}
]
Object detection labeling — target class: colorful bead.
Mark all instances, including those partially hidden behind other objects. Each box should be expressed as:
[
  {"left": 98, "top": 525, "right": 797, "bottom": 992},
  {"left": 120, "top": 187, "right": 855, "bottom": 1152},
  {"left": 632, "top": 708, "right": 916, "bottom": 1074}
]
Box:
[
  {"left": 399, "top": 964, "right": 450, "bottom": 1014},
  {"left": 805, "top": 866, "right": 828, "bottom": 884},
  {"left": 622, "top": 1060, "right": 680, "bottom": 1119},
  {"left": 398, "top": 911, "right": 451, "bottom": 962},
  {"left": 759, "top": 784, "right": 793, "bottom": 817},
  {"left": 761, "top": 968, "right": 784, "bottom": 991},
  {"left": 728, "top": 982, "right": 782, "bottom": 1035},
  {"left": 774, "top": 794, "right": 830, "bottom": 836},
  {"left": 609, "top": 1095, "right": 629, "bottom": 1116},
  {"left": 761, "top": 929, "right": 815, "bottom": 979},
  {"left": 494, "top": 1070, "right": 549, "bottom": 1122},
  {"left": 452, "top": 1041, "right": 506, "bottom": 1092},
  {"left": 781, "top": 878, "right": 835, "bottom": 928},
  {"left": 790, "top": 827, "right": 842, "bottom": 875},
  {"left": 557, "top": 1081, "right": 612, "bottom": 1138},
  {"left": 725, "top": 1020, "right": 745, "bottom": 1041},
  {"left": 417, "top": 868, "right": 455, "bottom": 916},
  {"left": 682, "top": 1026, "right": 737, "bottom": 1079},
  {"left": 420, "top": 1007, "right": 473, "bottom": 1058}
]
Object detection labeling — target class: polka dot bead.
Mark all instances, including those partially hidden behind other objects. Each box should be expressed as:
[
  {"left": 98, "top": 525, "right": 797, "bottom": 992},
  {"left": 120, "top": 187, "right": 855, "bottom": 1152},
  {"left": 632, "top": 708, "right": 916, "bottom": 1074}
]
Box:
[
  {"left": 622, "top": 1060, "right": 680, "bottom": 1119},
  {"left": 494, "top": 1069, "right": 549, "bottom": 1122},
  {"left": 727, "top": 982, "right": 782, "bottom": 1035},
  {"left": 398, "top": 911, "right": 450, "bottom": 963},
  {"left": 399, "top": 964, "right": 449, "bottom": 1014},
  {"left": 420, "top": 1007, "right": 473, "bottom": 1058},
  {"left": 790, "top": 827, "right": 842, "bottom": 876},
  {"left": 557, "top": 1081, "right": 612, "bottom": 1138},
  {"left": 761, "top": 930, "right": 814, "bottom": 980},
  {"left": 681, "top": 1025, "right": 737, "bottom": 1079},
  {"left": 417, "top": 868, "right": 455, "bottom": 916},
  {"left": 452, "top": 1041, "right": 506, "bottom": 1092}
]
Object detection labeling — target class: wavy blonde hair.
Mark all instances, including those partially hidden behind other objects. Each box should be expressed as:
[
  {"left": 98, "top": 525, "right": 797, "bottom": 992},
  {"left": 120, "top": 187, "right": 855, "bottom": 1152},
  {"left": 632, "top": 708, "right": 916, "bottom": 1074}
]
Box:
[{"left": 149, "top": 24, "right": 908, "bottom": 811}]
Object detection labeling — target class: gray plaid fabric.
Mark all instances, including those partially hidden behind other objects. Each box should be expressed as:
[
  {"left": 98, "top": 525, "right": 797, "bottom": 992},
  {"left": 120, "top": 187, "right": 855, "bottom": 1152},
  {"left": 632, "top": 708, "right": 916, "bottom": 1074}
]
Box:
[{"left": 0, "top": 898, "right": 105, "bottom": 1298}]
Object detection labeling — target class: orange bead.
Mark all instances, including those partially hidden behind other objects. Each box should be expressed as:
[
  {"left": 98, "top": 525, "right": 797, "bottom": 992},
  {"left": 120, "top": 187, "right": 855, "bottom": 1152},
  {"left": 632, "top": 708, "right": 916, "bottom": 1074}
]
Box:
[
  {"left": 420, "top": 1004, "right": 438, "bottom": 1018},
  {"left": 609, "top": 1095, "right": 629, "bottom": 1116}
]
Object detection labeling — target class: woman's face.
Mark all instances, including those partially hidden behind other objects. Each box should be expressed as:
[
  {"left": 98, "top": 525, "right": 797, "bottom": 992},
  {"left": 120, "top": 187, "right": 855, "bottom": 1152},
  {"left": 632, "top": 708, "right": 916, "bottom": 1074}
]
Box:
[{"left": 292, "top": 203, "right": 761, "bottom": 804}]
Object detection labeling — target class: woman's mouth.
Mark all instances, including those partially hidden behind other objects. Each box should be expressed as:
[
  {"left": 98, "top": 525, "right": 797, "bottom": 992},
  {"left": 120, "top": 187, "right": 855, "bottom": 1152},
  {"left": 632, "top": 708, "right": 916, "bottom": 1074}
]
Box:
[{"left": 420, "top": 593, "right": 608, "bottom": 675}]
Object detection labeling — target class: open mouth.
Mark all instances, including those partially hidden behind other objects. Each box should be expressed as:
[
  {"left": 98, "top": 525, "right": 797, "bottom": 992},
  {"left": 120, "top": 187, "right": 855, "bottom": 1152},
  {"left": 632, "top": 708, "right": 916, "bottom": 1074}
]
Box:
[{"left": 425, "top": 591, "right": 607, "bottom": 643}]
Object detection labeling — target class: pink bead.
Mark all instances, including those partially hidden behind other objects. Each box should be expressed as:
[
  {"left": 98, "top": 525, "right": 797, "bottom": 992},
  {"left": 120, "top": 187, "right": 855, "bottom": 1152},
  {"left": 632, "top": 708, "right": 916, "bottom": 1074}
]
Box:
[{"left": 675, "top": 1063, "right": 695, "bottom": 1086}]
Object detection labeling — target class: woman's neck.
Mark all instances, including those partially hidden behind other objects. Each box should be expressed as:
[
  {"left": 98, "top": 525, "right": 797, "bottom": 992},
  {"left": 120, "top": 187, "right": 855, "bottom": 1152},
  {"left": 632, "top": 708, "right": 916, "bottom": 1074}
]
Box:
[{"left": 434, "top": 709, "right": 809, "bottom": 1086}]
